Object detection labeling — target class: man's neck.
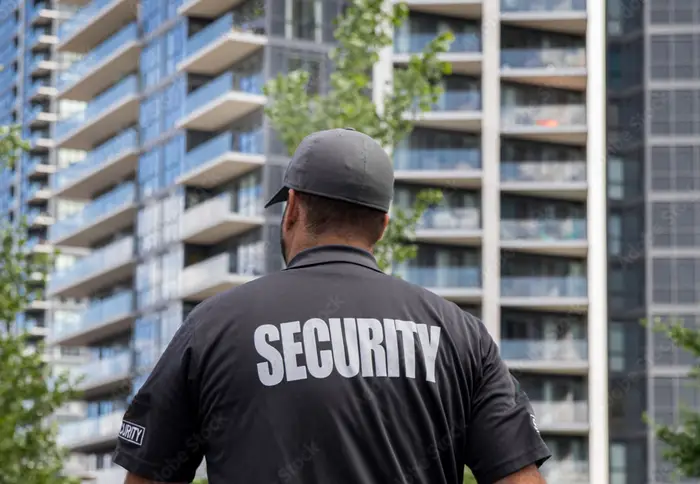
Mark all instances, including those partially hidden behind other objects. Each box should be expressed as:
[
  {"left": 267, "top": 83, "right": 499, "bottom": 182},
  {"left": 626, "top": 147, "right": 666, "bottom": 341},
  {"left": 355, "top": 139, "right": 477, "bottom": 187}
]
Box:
[{"left": 288, "top": 237, "right": 372, "bottom": 262}]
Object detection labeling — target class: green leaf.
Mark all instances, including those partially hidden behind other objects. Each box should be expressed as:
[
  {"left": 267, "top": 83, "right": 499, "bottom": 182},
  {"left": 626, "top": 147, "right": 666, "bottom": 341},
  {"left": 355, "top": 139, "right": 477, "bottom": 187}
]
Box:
[{"left": 264, "top": 0, "right": 453, "bottom": 275}]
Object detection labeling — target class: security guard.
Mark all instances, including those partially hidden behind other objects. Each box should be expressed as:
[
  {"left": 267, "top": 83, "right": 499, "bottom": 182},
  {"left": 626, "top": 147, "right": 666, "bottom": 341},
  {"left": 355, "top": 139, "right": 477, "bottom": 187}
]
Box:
[{"left": 114, "top": 128, "right": 551, "bottom": 484}]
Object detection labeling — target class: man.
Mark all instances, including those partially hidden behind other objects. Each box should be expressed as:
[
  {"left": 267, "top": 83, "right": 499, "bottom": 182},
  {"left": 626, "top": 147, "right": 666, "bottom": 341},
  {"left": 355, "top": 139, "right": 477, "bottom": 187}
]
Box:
[{"left": 114, "top": 128, "right": 551, "bottom": 484}]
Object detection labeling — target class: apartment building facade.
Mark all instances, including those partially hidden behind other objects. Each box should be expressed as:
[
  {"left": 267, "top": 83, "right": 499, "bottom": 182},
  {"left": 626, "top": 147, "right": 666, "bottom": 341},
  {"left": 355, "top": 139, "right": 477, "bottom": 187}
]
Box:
[{"left": 6, "top": 0, "right": 680, "bottom": 482}]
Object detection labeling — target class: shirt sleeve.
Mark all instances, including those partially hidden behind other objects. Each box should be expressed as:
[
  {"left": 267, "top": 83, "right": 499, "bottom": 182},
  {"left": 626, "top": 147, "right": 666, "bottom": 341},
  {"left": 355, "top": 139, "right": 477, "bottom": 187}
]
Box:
[
  {"left": 463, "top": 318, "right": 551, "bottom": 483},
  {"left": 113, "top": 316, "right": 203, "bottom": 483}
]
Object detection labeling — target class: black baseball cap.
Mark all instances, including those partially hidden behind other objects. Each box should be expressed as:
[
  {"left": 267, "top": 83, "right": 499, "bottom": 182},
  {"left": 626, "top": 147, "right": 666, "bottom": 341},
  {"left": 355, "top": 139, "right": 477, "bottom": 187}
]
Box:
[{"left": 264, "top": 128, "right": 394, "bottom": 213}]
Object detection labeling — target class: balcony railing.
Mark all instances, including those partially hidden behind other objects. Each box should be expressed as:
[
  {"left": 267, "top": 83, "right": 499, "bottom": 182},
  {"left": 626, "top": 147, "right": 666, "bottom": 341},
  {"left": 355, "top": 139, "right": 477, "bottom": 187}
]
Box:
[
  {"left": 394, "top": 31, "right": 481, "bottom": 54},
  {"left": 28, "top": 78, "right": 52, "bottom": 98},
  {"left": 530, "top": 400, "right": 588, "bottom": 424},
  {"left": 394, "top": 147, "right": 481, "bottom": 172},
  {"left": 501, "top": 47, "right": 586, "bottom": 69},
  {"left": 29, "top": 52, "right": 50, "bottom": 71},
  {"left": 52, "top": 291, "right": 134, "bottom": 340},
  {"left": 184, "top": 129, "right": 264, "bottom": 172},
  {"left": 56, "top": 75, "right": 138, "bottom": 140},
  {"left": 501, "top": 105, "right": 586, "bottom": 129},
  {"left": 49, "top": 183, "right": 135, "bottom": 241},
  {"left": 501, "top": 0, "right": 586, "bottom": 13},
  {"left": 500, "top": 161, "right": 586, "bottom": 183},
  {"left": 52, "top": 128, "right": 138, "bottom": 191},
  {"left": 432, "top": 90, "right": 481, "bottom": 111},
  {"left": 500, "top": 219, "right": 586, "bottom": 241},
  {"left": 58, "top": 411, "right": 123, "bottom": 447},
  {"left": 70, "top": 352, "right": 131, "bottom": 388},
  {"left": 58, "top": 0, "right": 114, "bottom": 40},
  {"left": 500, "top": 276, "right": 587, "bottom": 298},
  {"left": 500, "top": 339, "right": 588, "bottom": 361},
  {"left": 185, "top": 71, "right": 264, "bottom": 116},
  {"left": 186, "top": 12, "right": 266, "bottom": 57},
  {"left": 417, "top": 207, "right": 481, "bottom": 231},
  {"left": 396, "top": 266, "right": 481, "bottom": 288},
  {"left": 48, "top": 236, "right": 134, "bottom": 294},
  {"left": 57, "top": 23, "right": 138, "bottom": 91}
]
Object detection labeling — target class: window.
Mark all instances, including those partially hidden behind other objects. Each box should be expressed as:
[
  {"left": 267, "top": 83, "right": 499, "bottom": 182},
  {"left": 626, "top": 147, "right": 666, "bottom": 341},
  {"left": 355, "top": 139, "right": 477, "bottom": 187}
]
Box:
[
  {"left": 651, "top": 145, "right": 700, "bottom": 192},
  {"left": 650, "top": 34, "right": 700, "bottom": 80},
  {"left": 138, "top": 147, "right": 162, "bottom": 200},
  {"left": 140, "top": 92, "right": 163, "bottom": 146},
  {"left": 610, "top": 443, "right": 627, "bottom": 484},
  {"left": 141, "top": 39, "right": 162, "bottom": 91},
  {"left": 652, "top": 257, "right": 700, "bottom": 304}
]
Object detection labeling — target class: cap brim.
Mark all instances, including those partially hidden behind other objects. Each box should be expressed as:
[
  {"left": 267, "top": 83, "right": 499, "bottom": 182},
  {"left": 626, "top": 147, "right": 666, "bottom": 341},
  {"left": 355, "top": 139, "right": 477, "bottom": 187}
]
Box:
[{"left": 264, "top": 186, "right": 290, "bottom": 208}]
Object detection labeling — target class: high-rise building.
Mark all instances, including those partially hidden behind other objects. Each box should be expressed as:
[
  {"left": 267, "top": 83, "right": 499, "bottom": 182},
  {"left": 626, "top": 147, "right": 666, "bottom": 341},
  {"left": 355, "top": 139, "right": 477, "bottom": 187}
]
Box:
[{"left": 6, "top": 0, "right": 672, "bottom": 482}]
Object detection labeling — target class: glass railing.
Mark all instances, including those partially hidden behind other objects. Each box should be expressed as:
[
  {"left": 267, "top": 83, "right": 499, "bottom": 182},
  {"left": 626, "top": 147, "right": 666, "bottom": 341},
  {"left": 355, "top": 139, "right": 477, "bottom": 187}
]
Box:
[
  {"left": 52, "top": 128, "right": 138, "bottom": 190},
  {"left": 48, "top": 236, "right": 134, "bottom": 293},
  {"left": 185, "top": 190, "right": 263, "bottom": 220},
  {"left": 186, "top": 12, "right": 266, "bottom": 57},
  {"left": 500, "top": 219, "right": 587, "bottom": 241},
  {"left": 26, "top": 26, "right": 52, "bottom": 47},
  {"left": 56, "top": 75, "right": 138, "bottom": 140},
  {"left": 500, "top": 339, "right": 588, "bottom": 361},
  {"left": 183, "top": 129, "right": 264, "bottom": 174},
  {"left": 394, "top": 31, "right": 481, "bottom": 54},
  {"left": 396, "top": 266, "right": 481, "bottom": 288},
  {"left": 26, "top": 208, "right": 49, "bottom": 225},
  {"left": 30, "top": 131, "right": 50, "bottom": 145},
  {"left": 28, "top": 79, "right": 51, "bottom": 98},
  {"left": 394, "top": 147, "right": 481, "bottom": 171},
  {"left": 432, "top": 90, "right": 481, "bottom": 111},
  {"left": 25, "top": 181, "right": 48, "bottom": 200},
  {"left": 501, "top": 0, "right": 586, "bottom": 13},
  {"left": 49, "top": 183, "right": 136, "bottom": 241},
  {"left": 500, "top": 276, "right": 587, "bottom": 298},
  {"left": 530, "top": 401, "right": 588, "bottom": 424},
  {"left": 417, "top": 207, "right": 481, "bottom": 231},
  {"left": 29, "top": 52, "right": 50, "bottom": 71},
  {"left": 25, "top": 155, "right": 49, "bottom": 174},
  {"left": 500, "top": 161, "right": 586, "bottom": 183},
  {"left": 181, "top": 251, "right": 264, "bottom": 295},
  {"left": 501, "top": 104, "right": 586, "bottom": 129},
  {"left": 53, "top": 291, "right": 134, "bottom": 340},
  {"left": 185, "top": 71, "right": 264, "bottom": 116},
  {"left": 58, "top": 0, "right": 113, "bottom": 40},
  {"left": 71, "top": 352, "right": 131, "bottom": 388},
  {"left": 501, "top": 47, "right": 586, "bottom": 69},
  {"left": 58, "top": 411, "right": 123, "bottom": 447},
  {"left": 57, "top": 23, "right": 138, "bottom": 91}
]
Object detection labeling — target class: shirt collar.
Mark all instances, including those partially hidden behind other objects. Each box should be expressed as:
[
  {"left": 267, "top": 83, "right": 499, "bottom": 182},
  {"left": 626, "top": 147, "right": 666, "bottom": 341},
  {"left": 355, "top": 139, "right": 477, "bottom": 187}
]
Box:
[{"left": 284, "top": 245, "right": 383, "bottom": 273}]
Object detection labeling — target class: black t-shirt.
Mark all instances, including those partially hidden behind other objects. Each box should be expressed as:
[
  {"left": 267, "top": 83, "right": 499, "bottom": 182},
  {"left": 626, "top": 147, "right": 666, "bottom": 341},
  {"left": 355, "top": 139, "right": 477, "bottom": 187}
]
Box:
[{"left": 113, "top": 245, "right": 550, "bottom": 483}]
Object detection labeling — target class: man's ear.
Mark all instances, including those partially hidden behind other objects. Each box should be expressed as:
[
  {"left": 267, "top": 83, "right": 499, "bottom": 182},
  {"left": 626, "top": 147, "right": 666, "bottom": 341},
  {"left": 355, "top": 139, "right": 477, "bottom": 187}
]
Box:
[
  {"left": 378, "top": 212, "right": 390, "bottom": 241},
  {"left": 284, "top": 189, "right": 300, "bottom": 230}
]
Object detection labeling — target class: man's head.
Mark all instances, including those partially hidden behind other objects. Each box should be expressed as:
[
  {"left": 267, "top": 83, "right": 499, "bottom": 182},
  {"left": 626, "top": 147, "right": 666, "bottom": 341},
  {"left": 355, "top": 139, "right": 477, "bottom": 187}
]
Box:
[{"left": 265, "top": 128, "right": 394, "bottom": 263}]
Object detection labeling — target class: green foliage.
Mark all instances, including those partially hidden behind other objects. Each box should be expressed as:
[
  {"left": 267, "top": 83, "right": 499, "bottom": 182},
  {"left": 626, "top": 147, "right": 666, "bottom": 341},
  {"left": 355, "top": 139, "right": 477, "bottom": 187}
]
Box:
[
  {"left": 463, "top": 467, "right": 477, "bottom": 484},
  {"left": 0, "top": 125, "right": 80, "bottom": 484},
  {"left": 645, "top": 316, "right": 700, "bottom": 478},
  {"left": 264, "top": 0, "right": 453, "bottom": 273}
]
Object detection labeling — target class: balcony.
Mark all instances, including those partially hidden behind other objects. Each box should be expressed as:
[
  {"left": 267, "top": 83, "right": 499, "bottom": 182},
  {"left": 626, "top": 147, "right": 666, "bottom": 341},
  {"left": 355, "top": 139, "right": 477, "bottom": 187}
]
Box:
[
  {"left": 29, "top": 52, "right": 57, "bottom": 75},
  {"left": 500, "top": 276, "right": 587, "bottom": 311},
  {"left": 394, "top": 147, "right": 481, "bottom": 188},
  {"left": 25, "top": 156, "right": 55, "bottom": 178},
  {"left": 57, "top": 0, "right": 138, "bottom": 54},
  {"left": 179, "top": 13, "right": 267, "bottom": 74},
  {"left": 394, "top": 32, "right": 482, "bottom": 75},
  {"left": 27, "top": 79, "right": 57, "bottom": 101},
  {"left": 58, "top": 23, "right": 140, "bottom": 102},
  {"left": 501, "top": 105, "right": 587, "bottom": 145},
  {"left": 501, "top": 339, "right": 588, "bottom": 374},
  {"left": 180, "top": 252, "right": 262, "bottom": 301},
  {"left": 70, "top": 352, "right": 131, "bottom": 398},
  {"left": 58, "top": 411, "right": 123, "bottom": 451},
  {"left": 414, "top": 207, "right": 482, "bottom": 246},
  {"left": 404, "top": 0, "right": 482, "bottom": 19},
  {"left": 410, "top": 91, "right": 482, "bottom": 132},
  {"left": 25, "top": 104, "right": 56, "bottom": 127},
  {"left": 500, "top": 0, "right": 587, "bottom": 35},
  {"left": 50, "top": 291, "right": 135, "bottom": 347},
  {"left": 30, "top": 1, "right": 60, "bottom": 25},
  {"left": 501, "top": 48, "right": 586, "bottom": 90},
  {"left": 26, "top": 208, "right": 54, "bottom": 227},
  {"left": 24, "top": 181, "right": 51, "bottom": 203},
  {"left": 47, "top": 236, "right": 136, "bottom": 298},
  {"left": 179, "top": 0, "right": 250, "bottom": 17},
  {"left": 55, "top": 75, "right": 139, "bottom": 150},
  {"left": 540, "top": 460, "right": 589, "bottom": 483},
  {"left": 396, "top": 266, "right": 481, "bottom": 304},
  {"left": 178, "top": 72, "right": 266, "bottom": 131},
  {"left": 500, "top": 219, "right": 587, "bottom": 257},
  {"left": 178, "top": 130, "right": 265, "bottom": 188},
  {"left": 181, "top": 192, "right": 264, "bottom": 244},
  {"left": 26, "top": 26, "right": 58, "bottom": 50},
  {"left": 500, "top": 161, "right": 587, "bottom": 201},
  {"left": 52, "top": 128, "right": 138, "bottom": 199},
  {"left": 530, "top": 401, "right": 589, "bottom": 433},
  {"left": 49, "top": 183, "right": 137, "bottom": 247},
  {"left": 93, "top": 468, "right": 127, "bottom": 484}
]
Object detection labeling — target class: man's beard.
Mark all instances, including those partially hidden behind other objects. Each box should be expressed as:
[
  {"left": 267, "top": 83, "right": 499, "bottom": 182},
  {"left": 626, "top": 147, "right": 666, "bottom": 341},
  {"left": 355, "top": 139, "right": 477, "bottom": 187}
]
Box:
[{"left": 280, "top": 205, "right": 288, "bottom": 265}]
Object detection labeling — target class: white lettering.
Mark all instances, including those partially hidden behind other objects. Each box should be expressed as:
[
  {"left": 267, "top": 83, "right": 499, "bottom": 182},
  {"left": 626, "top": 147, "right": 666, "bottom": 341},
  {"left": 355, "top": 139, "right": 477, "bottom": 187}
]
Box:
[
  {"left": 254, "top": 324, "right": 284, "bottom": 386},
  {"left": 119, "top": 420, "right": 145, "bottom": 446},
  {"left": 254, "top": 318, "right": 442, "bottom": 386}
]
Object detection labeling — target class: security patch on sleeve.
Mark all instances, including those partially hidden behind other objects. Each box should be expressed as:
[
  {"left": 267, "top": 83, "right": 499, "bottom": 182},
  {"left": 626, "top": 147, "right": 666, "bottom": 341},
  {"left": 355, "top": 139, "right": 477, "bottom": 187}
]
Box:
[{"left": 119, "top": 420, "right": 146, "bottom": 446}]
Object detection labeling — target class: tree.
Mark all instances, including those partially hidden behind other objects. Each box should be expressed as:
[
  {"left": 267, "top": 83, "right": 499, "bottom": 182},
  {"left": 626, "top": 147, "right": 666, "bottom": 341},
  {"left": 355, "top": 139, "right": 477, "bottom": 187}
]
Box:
[
  {"left": 263, "top": 0, "right": 449, "bottom": 272},
  {"left": 0, "top": 125, "right": 79, "bottom": 483},
  {"left": 463, "top": 467, "right": 477, "bottom": 484},
  {"left": 646, "top": 317, "right": 700, "bottom": 479}
]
